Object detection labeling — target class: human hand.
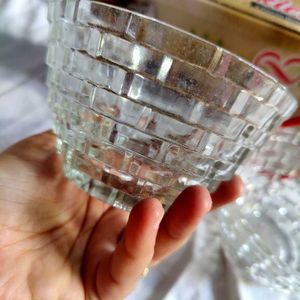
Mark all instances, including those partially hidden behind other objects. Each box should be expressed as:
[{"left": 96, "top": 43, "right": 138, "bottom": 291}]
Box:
[{"left": 0, "top": 132, "right": 243, "bottom": 300}]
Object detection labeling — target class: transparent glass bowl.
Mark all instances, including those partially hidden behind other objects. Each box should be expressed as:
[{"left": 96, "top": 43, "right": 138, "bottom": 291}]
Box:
[
  {"left": 46, "top": 0, "right": 297, "bottom": 210},
  {"left": 219, "top": 127, "right": 300, "bottom": 293},
  {"left": 48, "top": 0, "right": 296, "bottom": 119}
]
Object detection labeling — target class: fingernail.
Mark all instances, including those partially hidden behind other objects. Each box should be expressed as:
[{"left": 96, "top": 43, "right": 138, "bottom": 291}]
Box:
[
  {"left": 204, "top": 198, "right": 213, "bottom": 213},
  {"left": 153, "top": 206, "right": 164, "bottom": 230}
]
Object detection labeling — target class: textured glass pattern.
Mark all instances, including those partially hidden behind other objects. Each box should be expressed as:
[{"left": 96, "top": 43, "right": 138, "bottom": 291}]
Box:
[
  {"left": 50, "top": 92, "right": 237, "bottom": 183},
  {"left": 54, "top": 0, "right": 296, "bottom": 108},
  {"left": 47, "top": 46, "right": 279, "bottom": 146},
  {"left": 46, "top": 0, "right": 297, "bottom": 210},
  {"left": 220, "top": 179, "right": 300, "bottom": 294},
  {"left": 48, "top": 19, "right": 294, "bottom": 128},
  {"left": 242, "top": 127, "right": 300, "bottom": 177},
  {"left": 54, "top": 126, "right": 220, "bottom": 210},
  {"left": 219, "top": 127, "right": 300, "bottom": 293}
]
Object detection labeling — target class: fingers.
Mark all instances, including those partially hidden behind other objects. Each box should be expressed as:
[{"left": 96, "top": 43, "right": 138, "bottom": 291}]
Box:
[
  {"left": 151, "top": 178, "right": 243, "bottom": 266},
  {"left": 152, "top": 186, "right": 212, "bottom": 265},
  {"left": 95, "top": 198, "right": 164, "bottom": 300},
  {"left": 211, "top": 176, "right": 244, "bottom": 210},
  {"left": 83, "top": 207, "right": 129, "bottom": 297}
]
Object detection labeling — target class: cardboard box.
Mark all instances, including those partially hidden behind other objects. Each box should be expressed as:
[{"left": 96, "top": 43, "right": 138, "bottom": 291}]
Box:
[{"left": 153, "top": 0, "right": 300, "bottom": 116}]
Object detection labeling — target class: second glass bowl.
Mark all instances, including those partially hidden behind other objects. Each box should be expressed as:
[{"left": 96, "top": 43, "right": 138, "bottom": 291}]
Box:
[{"left": 219, "top": 125, "right": 300, "bottom": 293}]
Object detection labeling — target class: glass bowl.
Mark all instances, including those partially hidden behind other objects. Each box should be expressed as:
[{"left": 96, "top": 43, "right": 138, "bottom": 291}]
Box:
[
  {"left": 46, "top": 0, "right": 297, "bottom": 210},
  {"left": 219, "top": 125, "right": 300, "bottom": 293}
]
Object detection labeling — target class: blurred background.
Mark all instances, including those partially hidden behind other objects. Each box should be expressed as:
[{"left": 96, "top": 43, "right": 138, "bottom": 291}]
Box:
[{"left": 0, "top": 0, "right": 299, "bottom": 299}]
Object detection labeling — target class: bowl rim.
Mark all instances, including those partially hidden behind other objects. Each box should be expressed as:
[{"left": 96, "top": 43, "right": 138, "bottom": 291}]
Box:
[{"left": 83, "top": 0, "right": 293, "bottom": 92}]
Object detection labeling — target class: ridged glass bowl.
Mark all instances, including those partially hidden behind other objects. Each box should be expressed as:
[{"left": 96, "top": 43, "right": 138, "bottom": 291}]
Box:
[
  {"left": 46, "top": 0, "right": 297, "bottom": 210},
  {"left": 219, "top": 125, "right": 300, "bottom": 293}
]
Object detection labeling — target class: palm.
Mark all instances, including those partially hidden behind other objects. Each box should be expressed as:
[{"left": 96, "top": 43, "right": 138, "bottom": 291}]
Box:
[{"left": 0, "top": 132, "right": 242, "bottom": 300}]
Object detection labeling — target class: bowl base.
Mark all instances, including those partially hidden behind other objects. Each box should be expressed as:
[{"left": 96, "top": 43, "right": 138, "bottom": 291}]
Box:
[
  {"left": 64, "top": 164, "right": 139, "bottom": 211},
  {"left": 58, "top": 138, "right": 180, "bottom": 210}
]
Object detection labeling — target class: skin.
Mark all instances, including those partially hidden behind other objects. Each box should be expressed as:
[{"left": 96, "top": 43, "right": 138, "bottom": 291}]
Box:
[{"left": 0, "top": 132, "right": 243, "bottom": 300}]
